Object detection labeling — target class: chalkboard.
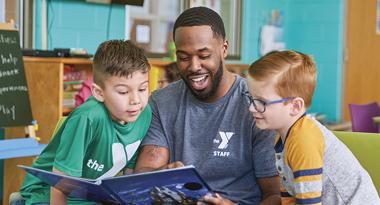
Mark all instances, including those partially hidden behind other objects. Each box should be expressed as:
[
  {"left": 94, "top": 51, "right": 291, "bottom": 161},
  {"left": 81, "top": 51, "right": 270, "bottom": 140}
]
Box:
[{"left": 0, "top": 29, "right": 33, "bottom": 127}]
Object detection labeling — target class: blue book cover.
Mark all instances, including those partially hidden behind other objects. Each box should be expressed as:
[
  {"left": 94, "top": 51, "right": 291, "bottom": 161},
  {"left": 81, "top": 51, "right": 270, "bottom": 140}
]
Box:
[{"left": 18, "top": 165, "right": 213, "bottom": 205}]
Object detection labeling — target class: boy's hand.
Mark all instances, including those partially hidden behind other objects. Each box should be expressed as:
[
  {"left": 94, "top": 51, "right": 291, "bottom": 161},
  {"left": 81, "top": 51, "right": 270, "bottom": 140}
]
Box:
[{"left": 197, "top": 193, "right": 236, "bottom": 205}]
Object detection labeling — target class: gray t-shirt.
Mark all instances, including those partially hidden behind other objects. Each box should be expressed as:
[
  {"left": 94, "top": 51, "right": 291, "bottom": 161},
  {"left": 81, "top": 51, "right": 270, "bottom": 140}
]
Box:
[{"left": 142, "top": 76, "right": 277, "bottom": 205}]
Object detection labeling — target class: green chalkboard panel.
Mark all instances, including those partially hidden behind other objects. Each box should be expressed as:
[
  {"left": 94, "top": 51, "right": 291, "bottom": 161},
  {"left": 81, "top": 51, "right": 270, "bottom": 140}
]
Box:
[{"left": 0, "top": 30, "right": 33, "bottom": 127}]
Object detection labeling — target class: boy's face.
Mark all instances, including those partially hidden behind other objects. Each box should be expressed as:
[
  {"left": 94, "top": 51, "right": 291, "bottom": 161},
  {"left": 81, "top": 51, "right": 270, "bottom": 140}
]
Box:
[
  {"left": 175, "top": 25, "right": 228, "bottom": 101},
  {"left": 92, "top": 70, "right": 149, "bottom": 124},
  {"left": 246, "top": 75, "right": 293, "bottom": 132}
]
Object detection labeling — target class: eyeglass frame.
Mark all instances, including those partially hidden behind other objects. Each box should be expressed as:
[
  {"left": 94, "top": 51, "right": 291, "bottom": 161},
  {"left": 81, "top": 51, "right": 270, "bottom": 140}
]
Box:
[{"left": 242, "top": 91, "right": 294, "bottom": 113}]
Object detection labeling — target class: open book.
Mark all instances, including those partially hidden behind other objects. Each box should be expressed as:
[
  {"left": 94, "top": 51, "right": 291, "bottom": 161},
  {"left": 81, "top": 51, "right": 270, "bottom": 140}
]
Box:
[{"left": 18, "top": 165, "right": 213, "bottom": 205}]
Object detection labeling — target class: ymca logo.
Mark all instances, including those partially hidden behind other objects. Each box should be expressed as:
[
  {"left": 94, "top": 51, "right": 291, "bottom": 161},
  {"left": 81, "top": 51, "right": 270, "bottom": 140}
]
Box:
[
  {"left": 214, "top": 131, "right": 234, "bottom": 149},
  {"left": 213, "top": 132, "right": 234, "bottom": 157}
]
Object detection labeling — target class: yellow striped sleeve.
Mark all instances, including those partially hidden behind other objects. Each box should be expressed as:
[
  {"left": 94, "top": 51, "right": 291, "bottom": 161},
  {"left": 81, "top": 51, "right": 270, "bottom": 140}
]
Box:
[{"left": 285, "top": 118, "right": 325, "bottom": 204}]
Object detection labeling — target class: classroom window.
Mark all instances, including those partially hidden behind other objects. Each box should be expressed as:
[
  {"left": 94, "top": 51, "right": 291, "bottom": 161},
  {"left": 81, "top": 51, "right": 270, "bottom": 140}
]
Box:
[
  {"left": 0, "top": 0, "right": 33, "bottom": 48},
  {"left": 126, "top": 0, "right": 242, "bottom": 59}
]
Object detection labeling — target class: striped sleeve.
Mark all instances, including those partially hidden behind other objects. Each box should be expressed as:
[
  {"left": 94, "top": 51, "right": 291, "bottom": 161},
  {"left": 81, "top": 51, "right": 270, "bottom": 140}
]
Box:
[{"left": 286, "top": 129, "right": 325, "bottom": 205}]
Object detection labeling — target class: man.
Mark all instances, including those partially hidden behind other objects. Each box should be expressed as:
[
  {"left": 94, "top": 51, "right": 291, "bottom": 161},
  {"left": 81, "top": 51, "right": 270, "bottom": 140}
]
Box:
[{"left": 135, "top": 7, "right": 280, "bottom": 205}]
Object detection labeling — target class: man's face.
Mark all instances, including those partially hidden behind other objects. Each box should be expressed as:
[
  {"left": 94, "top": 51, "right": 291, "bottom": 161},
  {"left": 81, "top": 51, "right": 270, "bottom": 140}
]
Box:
[{"left": 174, "top": 26, "right": 228, "bottom": 101}]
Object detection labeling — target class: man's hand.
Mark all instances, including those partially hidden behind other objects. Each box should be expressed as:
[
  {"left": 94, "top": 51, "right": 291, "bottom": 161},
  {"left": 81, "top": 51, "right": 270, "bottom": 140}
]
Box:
[{"left": 197, "top": 193, "right": 236, "bottom": 205}]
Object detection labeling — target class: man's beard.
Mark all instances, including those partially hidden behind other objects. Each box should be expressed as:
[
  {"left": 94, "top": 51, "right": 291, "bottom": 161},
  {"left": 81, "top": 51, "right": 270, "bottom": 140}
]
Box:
[{"left": 182, "top": 61, "right": 223, "bottom": 101}]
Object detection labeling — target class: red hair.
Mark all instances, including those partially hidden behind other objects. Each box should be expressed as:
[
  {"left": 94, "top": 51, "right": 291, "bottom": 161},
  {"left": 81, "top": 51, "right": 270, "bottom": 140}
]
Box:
[{"left": 248, "top": 50, "right": 317, "bottom": 108}]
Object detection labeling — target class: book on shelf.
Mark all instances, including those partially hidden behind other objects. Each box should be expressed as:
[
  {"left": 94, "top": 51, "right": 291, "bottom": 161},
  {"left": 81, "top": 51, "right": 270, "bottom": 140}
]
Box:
[{"left": 18, "top": 165, "right": 213, "bottom": 205}]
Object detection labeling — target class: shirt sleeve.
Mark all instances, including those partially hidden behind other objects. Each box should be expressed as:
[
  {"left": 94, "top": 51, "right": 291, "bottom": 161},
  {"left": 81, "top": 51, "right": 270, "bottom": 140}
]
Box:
[
  {"left": 141, "top": 95, "right": 169, "bottom": 148},
  {"left": 126, "top": 148, "right": 140, "bottom": 169},
  {"left": 286, "top": 132, "right": 324, "bottom": 205},
  {"left": 54, "top": 115, "right": 93, "bottom": 177},
  {"left": 252, "top": 125, "right": 278, "bottom": 178}
]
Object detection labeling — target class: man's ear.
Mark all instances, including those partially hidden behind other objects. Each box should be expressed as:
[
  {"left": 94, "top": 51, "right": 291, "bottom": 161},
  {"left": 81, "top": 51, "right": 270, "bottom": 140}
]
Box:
[
  {"left": 289, "top": 97, "right": 305, "bottom": 116},
  {"left": 222, "top": 40, "right": 228, "bottom": 59},
  {"left": 92, "top": 83, "right": 105, "bottom": 102}
]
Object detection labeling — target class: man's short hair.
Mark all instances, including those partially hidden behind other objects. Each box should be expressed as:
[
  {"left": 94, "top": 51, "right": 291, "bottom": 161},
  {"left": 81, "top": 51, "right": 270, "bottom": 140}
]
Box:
[
  {"left": 248, "top": 50, "right": 317, "bottom": 108},
  {"left": 173, "top": 6, "right": 225, "bottom": 40},
  {"left": 93, "top": 40, "right": 150, "bottom": 87}
]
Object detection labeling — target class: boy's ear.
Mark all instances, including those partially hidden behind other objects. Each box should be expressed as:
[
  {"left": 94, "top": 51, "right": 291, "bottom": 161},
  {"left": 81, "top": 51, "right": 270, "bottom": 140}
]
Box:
[
  {"left": 91, "top": 83, "right": 105, "bottom": 102},
  {"left": 289, "top": 97, "right": 305, "bottom": 116}
]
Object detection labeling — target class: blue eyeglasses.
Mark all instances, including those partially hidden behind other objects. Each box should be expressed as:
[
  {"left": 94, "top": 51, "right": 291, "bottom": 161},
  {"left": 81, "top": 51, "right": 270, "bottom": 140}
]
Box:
[{"left": 242, "top": 91, "right": 294, "bottom": 113}]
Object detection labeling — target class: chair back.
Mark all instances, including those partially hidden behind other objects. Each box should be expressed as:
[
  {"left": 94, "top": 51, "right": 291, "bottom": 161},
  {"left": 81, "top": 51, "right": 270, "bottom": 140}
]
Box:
[
  {"left": 349, "top": 102, "right": 380, "bottom": 132},
  {"left": 334, "top": 131, "right": 380, "bottom": 195}
]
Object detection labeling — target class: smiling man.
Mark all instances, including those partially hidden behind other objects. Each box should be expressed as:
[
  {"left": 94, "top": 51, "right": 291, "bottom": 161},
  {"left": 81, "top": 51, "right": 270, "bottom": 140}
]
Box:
[{"left": 135, "top": 7, "right": 280, "bottom": 205}]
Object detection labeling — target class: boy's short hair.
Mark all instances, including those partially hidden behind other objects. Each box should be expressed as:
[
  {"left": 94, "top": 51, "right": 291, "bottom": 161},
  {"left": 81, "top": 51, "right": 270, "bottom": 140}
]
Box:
[
  {"left": 173, "top": 6, "right": 225, "bottom": 41},
  {"left": 248, "top": 50, "right": 317, "bottom": 108},
  {"left": 93, "top": 40, "right": 150, "bottom": 87}
]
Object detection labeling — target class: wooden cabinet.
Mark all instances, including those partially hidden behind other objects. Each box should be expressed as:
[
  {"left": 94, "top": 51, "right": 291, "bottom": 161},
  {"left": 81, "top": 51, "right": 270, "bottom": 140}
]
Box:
[{"left": 17, "top": 57, "right": 92, "bottom": 144}]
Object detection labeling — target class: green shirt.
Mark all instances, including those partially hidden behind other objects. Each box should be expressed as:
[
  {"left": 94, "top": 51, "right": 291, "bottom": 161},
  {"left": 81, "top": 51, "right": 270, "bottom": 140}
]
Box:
[{"left": 20, "top": 96, "right": 152, "bottom": 205}]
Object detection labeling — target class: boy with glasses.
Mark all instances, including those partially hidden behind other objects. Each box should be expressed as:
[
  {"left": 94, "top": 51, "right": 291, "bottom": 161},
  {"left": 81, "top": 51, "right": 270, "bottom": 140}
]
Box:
[{"left": 243, "top": 50, "right": 380, "bottom": 204}]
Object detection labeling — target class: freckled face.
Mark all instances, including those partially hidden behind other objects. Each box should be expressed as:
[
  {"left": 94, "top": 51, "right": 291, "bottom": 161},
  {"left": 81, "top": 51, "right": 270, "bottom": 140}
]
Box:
[{"left": 246, "top": 76, "right": 292, "bottom": 131}]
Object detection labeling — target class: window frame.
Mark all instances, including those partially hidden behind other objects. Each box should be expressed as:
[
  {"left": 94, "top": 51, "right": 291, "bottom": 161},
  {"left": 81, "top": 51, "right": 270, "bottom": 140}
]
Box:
[{"left": 126, "top": 0, "right": 242, "bottom": 60}]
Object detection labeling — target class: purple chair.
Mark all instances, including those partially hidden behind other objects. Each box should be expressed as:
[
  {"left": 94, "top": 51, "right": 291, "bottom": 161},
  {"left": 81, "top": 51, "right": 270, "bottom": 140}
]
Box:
[{"left": 349, "top": 102, "right": 380, "bottom": 133}]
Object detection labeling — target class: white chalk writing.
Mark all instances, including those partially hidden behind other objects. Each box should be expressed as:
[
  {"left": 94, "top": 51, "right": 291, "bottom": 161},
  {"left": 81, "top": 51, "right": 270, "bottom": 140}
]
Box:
[
  {"left": 0, "top": 104, "right": 16, "bottom": 120},
  {"left": 0, "top": 53, "right": 18, "bottom": 66},
  {"left": 0, "top": 69, "right": 19, "bottom": 78},
  {"left": 0, "top": 34, "right": 17, "bottom": 44},
  {"left": 0, "top": 86, "right": 28, "bottom": 95}
]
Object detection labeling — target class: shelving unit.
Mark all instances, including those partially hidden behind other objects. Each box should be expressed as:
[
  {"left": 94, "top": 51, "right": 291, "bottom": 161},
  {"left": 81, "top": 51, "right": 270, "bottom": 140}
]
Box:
[{"left": 17, "top": 57, "right": 92, "bottom": 144}]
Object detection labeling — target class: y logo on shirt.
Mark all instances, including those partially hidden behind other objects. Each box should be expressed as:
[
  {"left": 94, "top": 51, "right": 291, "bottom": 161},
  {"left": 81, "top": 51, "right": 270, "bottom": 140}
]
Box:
[{"left": 213, "top": 131, "right": 234, "bottom": 157}]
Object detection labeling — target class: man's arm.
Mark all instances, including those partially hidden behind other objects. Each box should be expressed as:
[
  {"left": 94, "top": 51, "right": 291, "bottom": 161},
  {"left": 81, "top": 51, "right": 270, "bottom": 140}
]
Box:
[
  {"left": 257, "top": 176, "right": 281, "bottom": 205},
  {"left": 135, "top": 145, "right": 184, "bottom": 173}
]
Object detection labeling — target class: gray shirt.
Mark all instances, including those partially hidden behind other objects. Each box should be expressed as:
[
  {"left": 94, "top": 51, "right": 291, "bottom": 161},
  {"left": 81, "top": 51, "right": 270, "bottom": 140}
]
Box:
[{"left": 142, "top": 76, "right": 277, "bottom": 205}]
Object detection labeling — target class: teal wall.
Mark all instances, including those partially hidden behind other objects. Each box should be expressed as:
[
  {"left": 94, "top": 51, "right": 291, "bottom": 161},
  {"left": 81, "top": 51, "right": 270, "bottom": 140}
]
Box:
[
  {"left": 33, "top": 0, "right": 345, "bottom": 122},
  {"left": 34, "top": 0, "right": 125, "bottom": 54},
  {"left": 239, "top": 0, "right": 287, "bottom": 64},
  {"left": 239, "top": 0, "right": 344, "bottom": 122},
  {"left": 285, "top": 0, "right": 344, "bottom": 122}
]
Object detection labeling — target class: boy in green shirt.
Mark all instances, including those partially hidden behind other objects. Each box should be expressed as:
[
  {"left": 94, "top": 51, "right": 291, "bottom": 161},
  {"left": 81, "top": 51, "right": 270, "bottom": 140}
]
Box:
[{"left": 17, "top": 40, "right": 152, "bottom": 205}]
